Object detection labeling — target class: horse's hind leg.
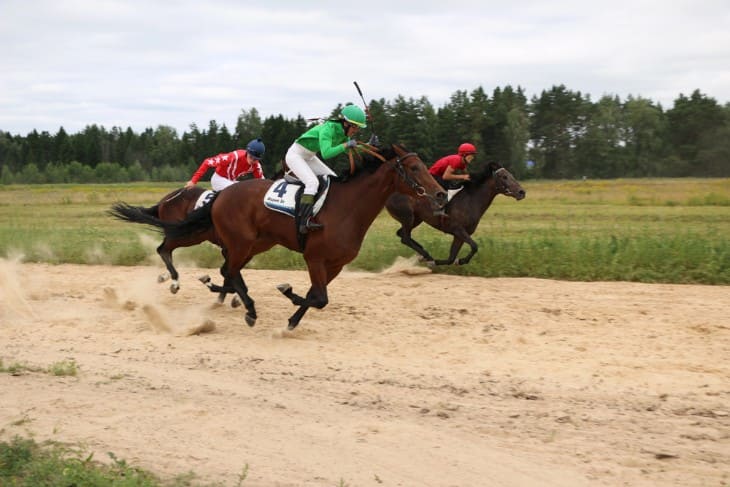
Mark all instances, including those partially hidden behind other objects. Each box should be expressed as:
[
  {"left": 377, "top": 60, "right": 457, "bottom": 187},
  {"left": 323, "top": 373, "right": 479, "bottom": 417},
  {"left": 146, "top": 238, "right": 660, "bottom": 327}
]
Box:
[
  {"left": 156, "top": 240, "right": 180, "bottom": 294},
  {"left": 219, "top": 256, "right": 242, "bottom": 307},
  {"left": 229, "top": 270, "right": 257, "bottom": 326}
]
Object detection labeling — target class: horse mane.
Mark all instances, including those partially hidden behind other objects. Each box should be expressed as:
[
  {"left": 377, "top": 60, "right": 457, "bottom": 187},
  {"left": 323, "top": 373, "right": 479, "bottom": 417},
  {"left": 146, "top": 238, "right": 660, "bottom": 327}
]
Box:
[
  {"left": 333, "top": 143, "right": 402, "bottom": 181},
  {"left": 466, "top": 161, "right": 503, "bottom": 186}
]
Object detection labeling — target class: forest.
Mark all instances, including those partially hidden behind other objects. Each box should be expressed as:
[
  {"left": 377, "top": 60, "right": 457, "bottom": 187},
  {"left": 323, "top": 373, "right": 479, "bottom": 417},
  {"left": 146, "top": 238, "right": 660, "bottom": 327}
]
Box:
[{"left": 1, "top": 84, "right": 729, "bottom": 184}]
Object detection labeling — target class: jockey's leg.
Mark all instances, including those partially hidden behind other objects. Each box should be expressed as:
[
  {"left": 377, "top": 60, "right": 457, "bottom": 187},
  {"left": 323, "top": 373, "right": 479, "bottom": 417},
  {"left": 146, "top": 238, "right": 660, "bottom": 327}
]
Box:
[
  {"left": 210, "top": 173, "right": 235, "bottom": 192},
  {"left": 285, "top": 143, "right": 325, "bottom": 233}
]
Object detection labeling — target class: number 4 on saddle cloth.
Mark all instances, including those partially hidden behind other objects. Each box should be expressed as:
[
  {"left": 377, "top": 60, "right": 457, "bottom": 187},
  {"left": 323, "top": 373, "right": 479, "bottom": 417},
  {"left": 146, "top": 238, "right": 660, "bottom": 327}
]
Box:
[{"left": 263, "top": 175, "right": 331, "bottom": 218}]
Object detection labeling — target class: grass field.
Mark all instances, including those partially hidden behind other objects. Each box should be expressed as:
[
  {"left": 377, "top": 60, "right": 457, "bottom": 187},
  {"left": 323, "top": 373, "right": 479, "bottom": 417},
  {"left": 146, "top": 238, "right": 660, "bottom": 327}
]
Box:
[{"left": 1, "top": 178, "right": 728, "bottom": 284}]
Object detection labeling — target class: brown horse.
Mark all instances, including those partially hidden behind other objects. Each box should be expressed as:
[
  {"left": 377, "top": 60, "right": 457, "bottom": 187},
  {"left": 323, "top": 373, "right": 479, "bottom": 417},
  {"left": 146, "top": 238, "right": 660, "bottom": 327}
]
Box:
[
  {"left": 385, "top": 161, "right": 525, "bottom": 265},
  {"left": 110, "top": 144, "right": 446, "bottom": 330},
  {"left": 114, "top": 186, "right": 239, "bottom": 305}
]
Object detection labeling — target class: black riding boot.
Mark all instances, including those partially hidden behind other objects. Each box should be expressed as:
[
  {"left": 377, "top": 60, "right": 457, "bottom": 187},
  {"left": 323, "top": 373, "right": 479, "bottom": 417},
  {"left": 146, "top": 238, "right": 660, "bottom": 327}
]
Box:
[{"left": 297, "top": 199, "right": 323, "bottom": 234}]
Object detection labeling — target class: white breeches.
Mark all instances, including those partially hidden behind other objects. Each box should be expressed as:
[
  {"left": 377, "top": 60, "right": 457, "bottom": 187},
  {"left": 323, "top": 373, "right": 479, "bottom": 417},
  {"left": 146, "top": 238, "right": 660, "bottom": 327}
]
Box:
[
  {"left": 211, "top": 172, "right": 236, "bottom": 192},
  {"left": 285, "top": 143, "right": 336, "bottom": 196}
]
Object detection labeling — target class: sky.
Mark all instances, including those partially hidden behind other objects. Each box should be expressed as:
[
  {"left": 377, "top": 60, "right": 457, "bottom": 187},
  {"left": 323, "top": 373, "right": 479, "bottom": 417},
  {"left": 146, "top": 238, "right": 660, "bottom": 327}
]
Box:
[{"left": 2, "top": 0, "right": 729, "bottom": 136}]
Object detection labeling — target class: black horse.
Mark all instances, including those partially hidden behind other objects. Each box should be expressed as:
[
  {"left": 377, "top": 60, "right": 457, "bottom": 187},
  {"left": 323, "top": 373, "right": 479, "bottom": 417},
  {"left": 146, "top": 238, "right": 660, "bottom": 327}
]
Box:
[{"left": 385, "top": 161, "right": 525, "bottom": 265}]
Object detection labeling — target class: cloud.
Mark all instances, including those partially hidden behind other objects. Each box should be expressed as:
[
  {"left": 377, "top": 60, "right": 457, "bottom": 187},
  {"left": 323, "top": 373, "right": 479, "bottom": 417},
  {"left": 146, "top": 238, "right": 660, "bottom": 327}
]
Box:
[{"left": 1, "top": 0, "right": 729, "bottom": 135}]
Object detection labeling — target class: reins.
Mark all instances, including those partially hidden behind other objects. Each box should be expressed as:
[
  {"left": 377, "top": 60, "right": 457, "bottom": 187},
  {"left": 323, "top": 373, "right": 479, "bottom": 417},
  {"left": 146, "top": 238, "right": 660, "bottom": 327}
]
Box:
[
  {"left": 346, "top": 142, "right": 386, "bottom": 175},
  {"left": 347, "top": 143, "right": 430, "bottom": 199}
]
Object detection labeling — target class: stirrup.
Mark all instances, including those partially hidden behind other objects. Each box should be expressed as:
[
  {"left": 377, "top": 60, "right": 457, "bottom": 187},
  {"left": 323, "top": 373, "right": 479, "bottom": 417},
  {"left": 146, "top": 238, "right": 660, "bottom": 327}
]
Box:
[{"left": 299, "top": 218, "right": 323, "bottom": 234}]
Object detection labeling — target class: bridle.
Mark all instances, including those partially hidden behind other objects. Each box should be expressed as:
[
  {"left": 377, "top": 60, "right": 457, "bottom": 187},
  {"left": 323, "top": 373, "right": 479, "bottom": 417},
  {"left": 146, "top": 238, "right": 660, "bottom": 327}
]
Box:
[
  {"left": 492, "top": 167, "right": 514, "bottom": 196},
  {"left": 353, "top": 144, "right": 430, "bottom": 198},
  {"left": 393, "top": 152, "right": 431, "bottom": 197}
]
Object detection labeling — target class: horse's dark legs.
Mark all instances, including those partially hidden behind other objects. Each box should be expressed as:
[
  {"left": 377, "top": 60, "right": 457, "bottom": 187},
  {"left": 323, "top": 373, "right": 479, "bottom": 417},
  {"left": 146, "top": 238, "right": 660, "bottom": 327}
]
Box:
[
  {"left": 433, "top": 229, "right": 476, "bottom": 265},
  {"left": 277, "top": 263, "right": 340, "bottom": 330},
  {"left": 217, "top": 253, "right": 242, "bottom": 307},
  {"left": 396, "top": 225, "right": 435, "bottom": 263},
  {"left": 454, "top": 232, "right": 479, "bottom": 265},
  {"left": 156, "top": 240, "right": 181, "bottom": 293},
  {"left": 229, "top": 270, "right": 257, "bottom": 326},
  {"left": 277, "top": 285, "right": 326, "bottom": 330}
]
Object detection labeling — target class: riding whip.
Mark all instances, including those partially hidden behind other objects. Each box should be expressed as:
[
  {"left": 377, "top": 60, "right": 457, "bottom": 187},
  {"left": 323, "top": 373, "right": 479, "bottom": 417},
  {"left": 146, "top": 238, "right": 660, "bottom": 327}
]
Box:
[{"left": 353, "top": 81, "right": 376, "bottom": 135}]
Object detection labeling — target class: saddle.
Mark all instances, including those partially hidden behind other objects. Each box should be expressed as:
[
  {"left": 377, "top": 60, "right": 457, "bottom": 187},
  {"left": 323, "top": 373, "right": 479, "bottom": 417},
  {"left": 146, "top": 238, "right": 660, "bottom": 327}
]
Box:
[{"left": 263, "top": 174, "right": 331, "bottom": 218}]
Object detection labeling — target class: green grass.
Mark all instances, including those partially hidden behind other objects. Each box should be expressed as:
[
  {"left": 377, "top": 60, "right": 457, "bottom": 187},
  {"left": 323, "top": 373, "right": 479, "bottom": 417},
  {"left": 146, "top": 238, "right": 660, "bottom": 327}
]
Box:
[
  {"left": 0, "top": 436, "right": 239, "bottom": 486},
  {"left": 1, "top": 179, "right": 729, "bottom": 284}
]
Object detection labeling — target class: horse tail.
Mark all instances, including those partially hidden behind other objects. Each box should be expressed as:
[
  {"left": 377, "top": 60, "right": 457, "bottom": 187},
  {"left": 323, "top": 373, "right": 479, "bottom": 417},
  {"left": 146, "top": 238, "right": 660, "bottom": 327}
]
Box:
[
  {"left": 109, "top": 200, "right": 215, "bottom": 239},
  {"left": 108, "top": 202, "right": 167, "bottom": 231},
  {"left": 141, "top": 203, "right": 161, "bottom": 218},
  {"left": 164, "top": 203, "right": 214, "bottom": 239}
]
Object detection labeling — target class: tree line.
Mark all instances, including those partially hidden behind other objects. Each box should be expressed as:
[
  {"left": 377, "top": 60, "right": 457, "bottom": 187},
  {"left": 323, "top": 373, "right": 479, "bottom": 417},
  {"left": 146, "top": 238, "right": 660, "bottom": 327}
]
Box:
[{"left": 1, "top": 85, "right": 729, "bottom": 184}]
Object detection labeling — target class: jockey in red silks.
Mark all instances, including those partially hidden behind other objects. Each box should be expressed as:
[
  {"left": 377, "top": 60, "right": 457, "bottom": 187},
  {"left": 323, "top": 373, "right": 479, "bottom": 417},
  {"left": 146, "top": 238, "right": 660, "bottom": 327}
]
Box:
[
  {"left": 185, "top": 138, "right": 266, "bottom": 192},
  {"left": 428, "top": 142, "right": 477, "bottom": 191}
]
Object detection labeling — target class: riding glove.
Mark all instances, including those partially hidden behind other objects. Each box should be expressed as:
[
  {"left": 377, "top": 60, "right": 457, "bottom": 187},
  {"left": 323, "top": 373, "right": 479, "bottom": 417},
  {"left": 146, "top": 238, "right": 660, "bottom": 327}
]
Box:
[{"left": 345, "top": 139, "right": 358, "bottom": 148}]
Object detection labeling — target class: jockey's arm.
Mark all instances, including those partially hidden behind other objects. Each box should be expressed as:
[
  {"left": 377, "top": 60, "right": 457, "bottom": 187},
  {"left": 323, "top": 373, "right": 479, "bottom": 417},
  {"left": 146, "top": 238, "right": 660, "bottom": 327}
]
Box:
[
  {"left": 318, "top": 123, "right": 348, "bottom": 160},
  {"left": 443, "top": 165, "right": 469, "bottom": 181}
]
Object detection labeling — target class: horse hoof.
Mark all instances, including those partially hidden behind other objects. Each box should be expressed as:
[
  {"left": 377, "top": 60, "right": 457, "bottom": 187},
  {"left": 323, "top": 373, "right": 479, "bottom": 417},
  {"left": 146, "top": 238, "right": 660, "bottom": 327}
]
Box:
[
  {"left": 287, "top": 322, "right": 299, "bottom": 331},
  {"left": 157, "top": 274, "right": 169, "bottom": 283},
  {"left": 231, "top": 296, "right": 242, "bottom": 308},
  {"left": 277, "top": 283, "right": 292, "bottom": 295},
  {"left": 169, "top": 283, "right": 180, "bottom": 294},
  {"left": 198, "top": 275, "right": 211, "bottom": 284},
  {"left": 245, "top": 314, "right": 256, "bottom": 327}
]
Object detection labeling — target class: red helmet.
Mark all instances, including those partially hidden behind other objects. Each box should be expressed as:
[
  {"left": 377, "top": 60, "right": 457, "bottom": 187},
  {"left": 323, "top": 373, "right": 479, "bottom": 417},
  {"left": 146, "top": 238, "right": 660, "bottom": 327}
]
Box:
[{"left": 458, "top": 143, "right": 477, "bottom": 156}]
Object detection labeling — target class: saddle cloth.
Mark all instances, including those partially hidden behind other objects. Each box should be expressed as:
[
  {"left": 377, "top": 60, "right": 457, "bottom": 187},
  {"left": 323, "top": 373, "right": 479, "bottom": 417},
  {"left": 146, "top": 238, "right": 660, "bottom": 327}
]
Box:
[
  {"left": 263, "top": 176, "right": 331, "bottom": 217},
  {"left": 194, "top": 190, "right": 216, "bottom": 210}
]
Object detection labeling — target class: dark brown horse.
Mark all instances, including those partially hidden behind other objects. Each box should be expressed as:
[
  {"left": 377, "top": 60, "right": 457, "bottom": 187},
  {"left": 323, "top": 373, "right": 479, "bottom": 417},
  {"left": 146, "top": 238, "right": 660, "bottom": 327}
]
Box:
[
  {"left": 110, "top": 144, "right": 446, "bottom": 330},
  {"left": 117, "top": 186, "right": 239, "bottom": 305},
  {"left": 385, "top": 161, "right": 525, "bottom": 265}
]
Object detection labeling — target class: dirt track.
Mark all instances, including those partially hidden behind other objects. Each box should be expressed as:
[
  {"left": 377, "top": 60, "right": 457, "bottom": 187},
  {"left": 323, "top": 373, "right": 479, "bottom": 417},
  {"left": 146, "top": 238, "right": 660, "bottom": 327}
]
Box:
[{"left": 1, "top": 260, "right": 729, "bottom": 486}]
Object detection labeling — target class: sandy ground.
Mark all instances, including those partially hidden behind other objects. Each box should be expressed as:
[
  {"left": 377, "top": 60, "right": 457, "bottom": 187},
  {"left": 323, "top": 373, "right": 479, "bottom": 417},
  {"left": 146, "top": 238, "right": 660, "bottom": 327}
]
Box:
[{"left": 1, "top": 259, "right": 728, "bottom": 487}]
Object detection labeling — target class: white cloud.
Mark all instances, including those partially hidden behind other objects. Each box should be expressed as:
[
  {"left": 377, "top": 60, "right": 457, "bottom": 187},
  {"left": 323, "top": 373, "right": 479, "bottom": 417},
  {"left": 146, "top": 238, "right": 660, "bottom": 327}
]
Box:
[{"left": 1, "top": 0, "right": 729, "bottom": 135}]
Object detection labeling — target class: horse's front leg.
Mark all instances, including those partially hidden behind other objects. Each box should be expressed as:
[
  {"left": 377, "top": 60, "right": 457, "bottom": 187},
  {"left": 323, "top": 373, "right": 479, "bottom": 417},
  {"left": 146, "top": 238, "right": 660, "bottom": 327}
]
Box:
[
  {"left": 277, "top": 285, "right": 326, "bottom": 330},
  {"left": 454, "top": 232, "right": 479, "bottom": 265},
  {"left": 396, "top": 227, "right": 435, "bottom": 263},
  {"left": 277, "top": 262, "right": 331, "bottom": 330},
  {"left": 434, "top": 236, "right": 467, "bottom": 265}
]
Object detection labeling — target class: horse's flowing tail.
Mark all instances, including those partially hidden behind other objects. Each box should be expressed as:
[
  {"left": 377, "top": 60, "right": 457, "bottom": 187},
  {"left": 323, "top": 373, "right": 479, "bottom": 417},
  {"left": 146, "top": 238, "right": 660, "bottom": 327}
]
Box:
[{"left": 109, "top": 201, "right": 214, "bottom": 238}]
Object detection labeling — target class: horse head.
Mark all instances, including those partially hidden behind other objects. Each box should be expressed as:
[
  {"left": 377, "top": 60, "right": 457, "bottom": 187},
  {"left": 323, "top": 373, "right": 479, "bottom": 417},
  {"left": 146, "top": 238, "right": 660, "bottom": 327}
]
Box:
[
  {"left": 485, "top": 162, "right": 526, "bottom": 201},
  {"left": 379, "top": 143, "right": 447, "bottom": 208}
]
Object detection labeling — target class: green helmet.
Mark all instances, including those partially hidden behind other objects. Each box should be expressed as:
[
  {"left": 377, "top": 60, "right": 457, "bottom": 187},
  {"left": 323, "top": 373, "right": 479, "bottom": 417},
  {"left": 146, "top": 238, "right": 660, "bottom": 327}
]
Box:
[{"left": 340, "top": 104, "right": 367, "bottom": 128}]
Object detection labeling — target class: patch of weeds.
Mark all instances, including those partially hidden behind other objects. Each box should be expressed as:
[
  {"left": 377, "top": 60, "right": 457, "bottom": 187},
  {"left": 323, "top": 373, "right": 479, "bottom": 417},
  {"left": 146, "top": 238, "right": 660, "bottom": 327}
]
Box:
[
  {"left": 0, "top": 359, "right": 40, "bottom": 375},
  {"left": 48, "top": 359, "right": 78, "bottom": 377}
]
